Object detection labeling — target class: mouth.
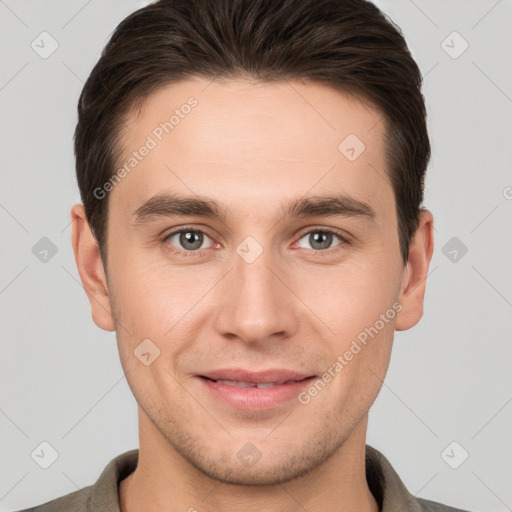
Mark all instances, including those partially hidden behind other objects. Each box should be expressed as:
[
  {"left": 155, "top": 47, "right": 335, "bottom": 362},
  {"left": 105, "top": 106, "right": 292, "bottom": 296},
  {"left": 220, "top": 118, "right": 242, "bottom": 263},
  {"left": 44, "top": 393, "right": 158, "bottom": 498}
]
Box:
[
  {"left": 200, "top": 376, "right": 310, "bottom": 388},
  {"left": 196, "top": 369, "right": 316, "bottom": 410}
]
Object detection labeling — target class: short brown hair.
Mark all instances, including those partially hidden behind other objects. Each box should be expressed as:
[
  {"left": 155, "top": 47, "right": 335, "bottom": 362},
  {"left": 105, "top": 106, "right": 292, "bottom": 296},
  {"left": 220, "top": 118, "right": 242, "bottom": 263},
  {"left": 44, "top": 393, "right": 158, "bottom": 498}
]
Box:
[{"left": 75, "top": 0, "right": 430, "bottom": 266}]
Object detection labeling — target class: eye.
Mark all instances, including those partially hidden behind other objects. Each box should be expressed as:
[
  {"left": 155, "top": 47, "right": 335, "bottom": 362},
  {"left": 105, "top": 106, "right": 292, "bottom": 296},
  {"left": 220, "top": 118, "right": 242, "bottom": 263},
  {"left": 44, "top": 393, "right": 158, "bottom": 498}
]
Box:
[
  {"left": 296, "top": 229, "right": 348, "bottom": 251},
  {"left": 164, "top": 228, "right": 214, "bottom": 252}
]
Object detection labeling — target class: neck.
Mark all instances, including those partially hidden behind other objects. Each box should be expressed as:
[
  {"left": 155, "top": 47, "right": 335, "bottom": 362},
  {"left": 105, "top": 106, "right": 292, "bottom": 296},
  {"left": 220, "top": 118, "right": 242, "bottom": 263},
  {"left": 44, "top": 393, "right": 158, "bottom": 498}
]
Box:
[{"left": 120, "top": 412, "right": 379, "bottom": 512}]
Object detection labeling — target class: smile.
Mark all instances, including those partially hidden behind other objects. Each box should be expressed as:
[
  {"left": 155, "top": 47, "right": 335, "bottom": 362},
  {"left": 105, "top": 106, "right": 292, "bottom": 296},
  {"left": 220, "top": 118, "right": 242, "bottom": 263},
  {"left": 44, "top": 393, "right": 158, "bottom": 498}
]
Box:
[{"left": 196, "top": 372, "right": 316, "bottom": 411}]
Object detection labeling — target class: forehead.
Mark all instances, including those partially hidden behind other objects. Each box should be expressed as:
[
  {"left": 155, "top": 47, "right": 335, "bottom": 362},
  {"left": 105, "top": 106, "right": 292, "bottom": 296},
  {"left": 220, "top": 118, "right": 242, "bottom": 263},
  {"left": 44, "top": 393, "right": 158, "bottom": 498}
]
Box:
[{"left": 113, "top": 77, "right": 392, "bottom": 220}]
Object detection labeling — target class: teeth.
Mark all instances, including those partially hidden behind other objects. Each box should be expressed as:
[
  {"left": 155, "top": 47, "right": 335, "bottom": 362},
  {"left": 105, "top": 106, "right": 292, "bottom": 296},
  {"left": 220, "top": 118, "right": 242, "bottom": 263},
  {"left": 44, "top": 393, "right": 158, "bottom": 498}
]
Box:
[
  {"left": 216, "top": 380, "right": 256, "bottom": 388},
  {"left": 215, "top": 379, "right": 288, "bottom": 388}
]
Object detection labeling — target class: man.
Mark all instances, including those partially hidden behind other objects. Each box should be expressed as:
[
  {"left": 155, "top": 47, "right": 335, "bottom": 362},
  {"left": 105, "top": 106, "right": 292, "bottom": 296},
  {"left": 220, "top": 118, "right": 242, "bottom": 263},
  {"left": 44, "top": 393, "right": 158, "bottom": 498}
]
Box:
[{"left": 18, "top": 0, "right": 472, "bottom": 510}]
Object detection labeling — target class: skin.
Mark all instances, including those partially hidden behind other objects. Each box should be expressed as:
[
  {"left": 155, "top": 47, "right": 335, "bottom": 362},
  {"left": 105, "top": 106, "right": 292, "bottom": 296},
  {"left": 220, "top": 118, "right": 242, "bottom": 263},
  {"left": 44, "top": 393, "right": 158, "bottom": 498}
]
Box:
[{"left": 71, "top": 77, "right": 434, "bottom": 512}]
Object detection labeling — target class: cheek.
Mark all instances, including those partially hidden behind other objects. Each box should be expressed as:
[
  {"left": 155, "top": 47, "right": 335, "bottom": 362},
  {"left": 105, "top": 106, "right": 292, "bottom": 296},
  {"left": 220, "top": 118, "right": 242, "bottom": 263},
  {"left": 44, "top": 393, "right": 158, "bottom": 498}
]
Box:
[
  {"left": 294, "top": 256, "right": 400, "bottom": 402},
  {"left": 109, "top": 251, "right": 192, "bottom": 328},
  {"left": 110, "top": 266, "right": 187, "bottom": 407},
  {"left": 109, "top": 255, "right": 218, "bottom": 374},
  {"left": 296, "top": 255, "right": 402, "bottom": 340}
]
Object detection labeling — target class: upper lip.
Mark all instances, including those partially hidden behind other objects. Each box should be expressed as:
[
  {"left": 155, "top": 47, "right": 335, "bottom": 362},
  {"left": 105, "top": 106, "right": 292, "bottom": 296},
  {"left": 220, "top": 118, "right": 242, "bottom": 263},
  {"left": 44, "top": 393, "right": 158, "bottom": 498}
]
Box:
[{"left": 198, "top": 368, "right": 314, "bottom": 384}]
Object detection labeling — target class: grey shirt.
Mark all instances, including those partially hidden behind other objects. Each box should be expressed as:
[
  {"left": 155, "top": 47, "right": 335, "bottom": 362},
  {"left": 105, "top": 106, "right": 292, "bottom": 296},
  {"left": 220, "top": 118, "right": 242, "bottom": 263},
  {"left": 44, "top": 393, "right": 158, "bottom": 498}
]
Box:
[{"left": 17, "top": 445, "right": 471, "bottom": 512}]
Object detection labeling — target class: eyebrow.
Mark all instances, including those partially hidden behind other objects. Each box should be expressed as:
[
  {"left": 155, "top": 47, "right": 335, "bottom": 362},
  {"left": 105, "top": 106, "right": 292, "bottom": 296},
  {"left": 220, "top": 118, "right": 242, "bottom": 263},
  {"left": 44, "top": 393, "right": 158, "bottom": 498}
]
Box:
[{"left": 131, "top": 192, "right": 376, "bottom": 225}]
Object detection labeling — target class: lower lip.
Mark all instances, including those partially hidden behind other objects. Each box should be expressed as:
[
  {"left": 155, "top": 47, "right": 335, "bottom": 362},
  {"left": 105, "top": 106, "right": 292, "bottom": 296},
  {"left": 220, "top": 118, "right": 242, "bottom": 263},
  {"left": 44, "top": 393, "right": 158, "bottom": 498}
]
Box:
[{"left": 197, "top": 376, "right": 316, "bottom": 410}]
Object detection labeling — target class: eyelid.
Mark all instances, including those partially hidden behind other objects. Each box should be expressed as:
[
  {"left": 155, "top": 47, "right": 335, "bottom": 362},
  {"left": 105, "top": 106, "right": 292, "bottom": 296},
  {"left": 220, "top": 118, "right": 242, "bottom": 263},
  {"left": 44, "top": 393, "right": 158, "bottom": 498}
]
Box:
[{"left": 296, "top": 225, "right": 352, "bottom": 242}]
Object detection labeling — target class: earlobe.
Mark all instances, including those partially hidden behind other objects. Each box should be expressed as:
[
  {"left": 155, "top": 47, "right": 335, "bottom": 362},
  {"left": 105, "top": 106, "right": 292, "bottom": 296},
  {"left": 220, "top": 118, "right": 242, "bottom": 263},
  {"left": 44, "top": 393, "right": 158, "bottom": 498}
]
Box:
[
  {"left": 395, "top": 209, "right": 435, "bottom": 331},
  {"left": 70, "top": 203, "right": 115, "bottom": 332}
]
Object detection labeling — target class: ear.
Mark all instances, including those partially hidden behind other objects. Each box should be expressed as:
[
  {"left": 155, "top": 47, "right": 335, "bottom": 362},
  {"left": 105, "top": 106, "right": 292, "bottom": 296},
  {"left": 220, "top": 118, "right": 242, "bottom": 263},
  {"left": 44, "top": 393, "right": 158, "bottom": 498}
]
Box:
[
  {"left": 70, "top": 203, "right": 115, "bottom": 331},
  {"left": 395, "top": 209, "right": 435, "bottom": 331}
]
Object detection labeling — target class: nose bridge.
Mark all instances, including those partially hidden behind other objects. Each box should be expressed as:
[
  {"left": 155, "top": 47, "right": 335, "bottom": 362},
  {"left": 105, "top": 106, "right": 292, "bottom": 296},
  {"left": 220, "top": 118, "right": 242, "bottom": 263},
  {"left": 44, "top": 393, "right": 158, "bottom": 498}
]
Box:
[{"left": 213, "top": 240, "right": 298, "bottom": 343}]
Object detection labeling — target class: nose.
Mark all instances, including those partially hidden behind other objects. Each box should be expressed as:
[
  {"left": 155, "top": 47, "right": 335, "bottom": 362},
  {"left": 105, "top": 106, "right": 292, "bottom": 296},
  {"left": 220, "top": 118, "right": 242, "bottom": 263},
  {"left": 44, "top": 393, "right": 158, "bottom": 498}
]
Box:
[{"left": 213, "top": 245, "right": 299, "bottom": 346}]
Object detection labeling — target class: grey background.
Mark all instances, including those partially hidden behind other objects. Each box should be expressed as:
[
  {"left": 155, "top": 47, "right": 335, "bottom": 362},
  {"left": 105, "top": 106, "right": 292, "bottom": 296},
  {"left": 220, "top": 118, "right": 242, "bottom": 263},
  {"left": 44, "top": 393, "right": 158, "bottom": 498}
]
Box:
[{"left": 1, "top": 1, "right": 511, "bottom": 511}]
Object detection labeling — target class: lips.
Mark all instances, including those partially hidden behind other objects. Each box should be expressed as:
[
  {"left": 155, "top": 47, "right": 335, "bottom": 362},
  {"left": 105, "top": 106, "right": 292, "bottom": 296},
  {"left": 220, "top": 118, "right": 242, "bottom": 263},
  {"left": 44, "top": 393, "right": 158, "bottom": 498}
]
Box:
[
  {"left": 198, "top": 368, "right": 313, "bottom": 386},
  {"left": 197, "top": 368, "right": 316, "bottom": 410}
]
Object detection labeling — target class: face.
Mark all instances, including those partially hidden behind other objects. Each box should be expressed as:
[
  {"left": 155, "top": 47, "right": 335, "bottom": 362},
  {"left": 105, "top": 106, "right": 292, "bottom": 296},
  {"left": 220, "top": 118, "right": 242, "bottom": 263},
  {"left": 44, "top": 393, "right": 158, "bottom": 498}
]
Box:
[{"left": 75, "top": 77, "right": 431, "bottom": 485}]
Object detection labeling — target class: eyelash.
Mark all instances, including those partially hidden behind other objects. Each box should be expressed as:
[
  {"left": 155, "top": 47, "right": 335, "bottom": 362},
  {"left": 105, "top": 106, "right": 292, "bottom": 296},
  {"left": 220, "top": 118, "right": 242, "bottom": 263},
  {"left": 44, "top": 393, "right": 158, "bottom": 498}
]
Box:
[{"left": 162, "top": 225, "right": 351, "bottom": 258}]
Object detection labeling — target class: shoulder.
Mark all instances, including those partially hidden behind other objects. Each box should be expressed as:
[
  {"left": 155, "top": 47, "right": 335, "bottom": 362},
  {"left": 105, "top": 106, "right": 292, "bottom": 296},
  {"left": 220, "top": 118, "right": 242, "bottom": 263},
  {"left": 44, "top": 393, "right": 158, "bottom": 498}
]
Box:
[
  {"left": 13, "top": 449, "right": 138, "bottom": 512},
  {"left": 14, "top": 484, "right": 92, "bottom": 512},
  {"left": 417, "top": 496, "right": 474, "bottom": 512},
  {"left": 365, "top": 444, "right": 476, "bottom": 512}
]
